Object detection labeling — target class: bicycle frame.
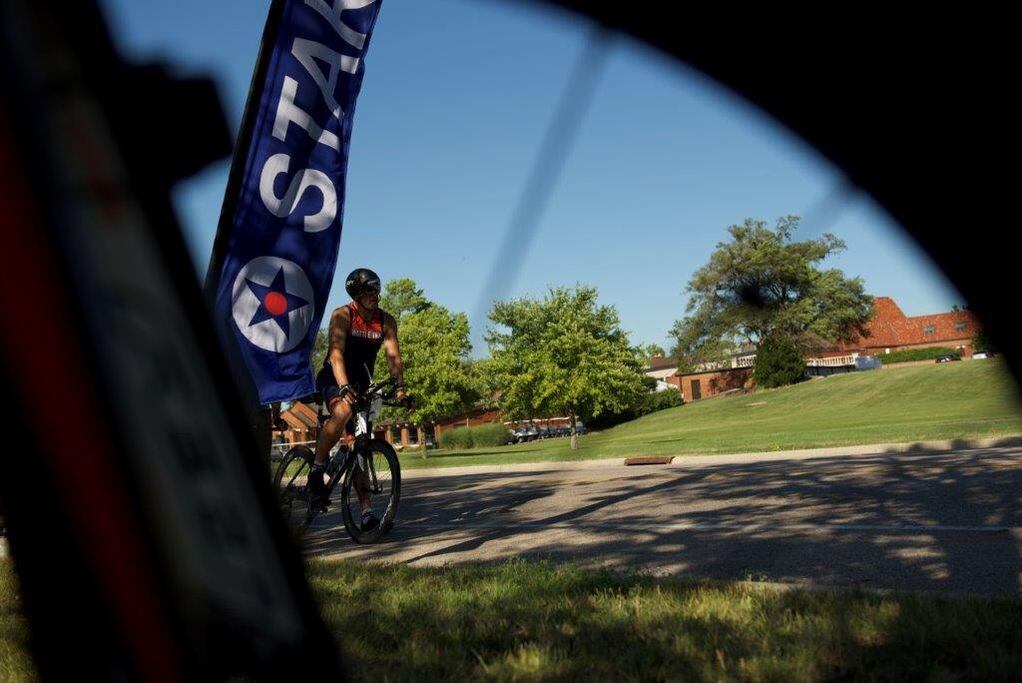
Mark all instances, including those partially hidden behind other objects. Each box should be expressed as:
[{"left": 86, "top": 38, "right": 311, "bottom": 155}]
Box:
[{"left": 320, "top": 378, "right": 398, "bottom": 498}]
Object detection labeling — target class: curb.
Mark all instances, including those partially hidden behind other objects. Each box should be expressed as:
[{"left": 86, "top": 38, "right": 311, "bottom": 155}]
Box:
[
  {"left": 401, "top": 435, "right": 1022, "bottom": 479},
  {"left": 664, "top": 435, "right": 1022, "bottom": 469}
]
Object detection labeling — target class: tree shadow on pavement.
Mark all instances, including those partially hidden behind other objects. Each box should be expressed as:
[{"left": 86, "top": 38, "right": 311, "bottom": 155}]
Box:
[{"left": 302, "top": 448, "right": 1022, "bottom": 598}]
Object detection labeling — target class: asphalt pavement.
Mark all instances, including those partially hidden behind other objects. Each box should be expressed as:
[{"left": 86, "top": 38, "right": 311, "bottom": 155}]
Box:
[{"left": 303, "top": 445, "right": 1022, "bottom": 598}]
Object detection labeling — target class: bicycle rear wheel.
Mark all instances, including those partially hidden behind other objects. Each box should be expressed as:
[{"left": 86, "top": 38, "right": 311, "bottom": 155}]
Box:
[
  {"left": 340, "top": 439, "right": 401, "bottom": 544},
  {"left": 273, "top": 445, "right": 315, "bottom": 537}
]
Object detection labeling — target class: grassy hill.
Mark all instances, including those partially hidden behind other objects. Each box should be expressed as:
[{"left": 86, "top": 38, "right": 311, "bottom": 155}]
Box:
[{"left": 401, "top": 359, "right": 1022, "bottom": 469}]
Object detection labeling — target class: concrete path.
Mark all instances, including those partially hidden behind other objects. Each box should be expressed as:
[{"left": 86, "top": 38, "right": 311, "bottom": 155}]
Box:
[{"left": 304, "top": 445, "right": 1022, "bottom": 598}]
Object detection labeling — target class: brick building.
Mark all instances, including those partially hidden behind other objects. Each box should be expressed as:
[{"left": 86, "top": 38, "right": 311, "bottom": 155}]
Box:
[
  {"left": 275, "top": 400, "right": 432, "bottom": 450},
  {"left": 671, "top": 348, "right": 757, "bottom": 401},
  {"left": 822, "top": 297, "right": 980, "bottom": 358},
  {"left": 430, "top": 406, "right": 502, "bottom": 439},
  {"left": 379, "top": 420, "right": 432, "bottom": 449},
  {"left": 671, "top": 297, "right": 981, "bottom": 402},
  {"left": 676, "top": 366, "right": 755, "bottom": 401},
  {"left": 430, "top": 408, "right": 574, "bottom": 440},
  {"left": 277, "top": 401, "right": 319, "bottom": 445},
  {"left": 643, "top": 356, "right": 684, "bottom": 391},
  {"left": 378, "top": 405, "right": 504, "bottom": 449}
]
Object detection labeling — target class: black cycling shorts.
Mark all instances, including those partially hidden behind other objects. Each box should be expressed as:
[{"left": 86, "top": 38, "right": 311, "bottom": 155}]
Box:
[{"left": 316, "top": 366, "right": 367, "bottom": 412}]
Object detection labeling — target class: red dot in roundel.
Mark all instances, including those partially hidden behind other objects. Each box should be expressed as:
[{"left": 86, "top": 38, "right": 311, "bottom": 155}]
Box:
[{"left": 264, "top": 291, "right": 288, "bottom": 317}]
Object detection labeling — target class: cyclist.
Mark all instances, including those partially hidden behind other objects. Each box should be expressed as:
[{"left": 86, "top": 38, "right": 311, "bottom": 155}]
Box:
[{"left": 308, "top": 268, "right": 410, "bottom": 530}]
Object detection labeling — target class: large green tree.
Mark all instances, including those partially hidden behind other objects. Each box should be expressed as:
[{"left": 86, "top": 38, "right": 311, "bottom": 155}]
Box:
[
  {"left": 670, "top": 216, "right": 874, "bottom": 373},
  {"left": 486, "top": 286, "right": 646, "bottom": 449},
  {"left": 311, "top": 327, "right": 329, "bottom": 373},
  {"left": 972, "top": 328, "right": 996, "bottom": 354},
  {"left": 379, "top": 277, "right": 430, "bottom": 321},
  {"left": 638, "top": 343, "right": 667, "bottom": 360},
  {"left": 373, "top": 280, "right": 480, "bottom": 451}
]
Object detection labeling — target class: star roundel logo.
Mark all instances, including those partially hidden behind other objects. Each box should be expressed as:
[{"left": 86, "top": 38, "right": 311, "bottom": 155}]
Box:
[{"left": 231, "top": 256, "right": 315, "bottom": 353}]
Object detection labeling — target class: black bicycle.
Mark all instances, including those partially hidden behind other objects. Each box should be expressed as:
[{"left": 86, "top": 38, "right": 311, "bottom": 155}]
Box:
[{"left": 273, "top": 377, "right": 404, "bottom": 544}]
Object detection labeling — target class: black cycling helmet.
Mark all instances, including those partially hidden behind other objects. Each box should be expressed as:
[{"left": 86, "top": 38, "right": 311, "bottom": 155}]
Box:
[{"left": 345, "top": 268, "right": 382, "bottom": 299}]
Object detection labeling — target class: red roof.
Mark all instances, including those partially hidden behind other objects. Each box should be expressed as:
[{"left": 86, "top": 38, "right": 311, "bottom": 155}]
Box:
[{"left": 833, "top": 297, "right": 979, "bottom": 351}]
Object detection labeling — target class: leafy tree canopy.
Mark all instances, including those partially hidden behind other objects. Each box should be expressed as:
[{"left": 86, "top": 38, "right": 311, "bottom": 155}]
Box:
[
  {"left": 379, "top": 277, "right": 431, "bottom": 321},
  {"left": 670, "top": 216, "right": 874, "bottom": 366},
  {"left": 373, "top": 280, "right": 479, "bottom": 427},
  {"left": 638, "top": 343, "right": 667, "bottom": 360},
  {"left": 311, "top": 327, "right": 329, "bottom": 373},
  {"left": 486, "top": 286, "right": 646, "bottom": 446}
]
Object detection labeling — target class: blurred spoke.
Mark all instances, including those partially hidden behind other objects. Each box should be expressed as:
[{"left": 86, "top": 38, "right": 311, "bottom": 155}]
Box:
[{"left": 474, "top": 25, "right": 613, "bottom": 324}]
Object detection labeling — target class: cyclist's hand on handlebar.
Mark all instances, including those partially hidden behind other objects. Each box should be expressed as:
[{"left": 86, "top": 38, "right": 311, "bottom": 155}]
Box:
[
  {"left": 340, "top": 384, "right": 359, "bottom": 405},
  {"left": 396, "top": 387, "right": 413, "bottom": 410}
]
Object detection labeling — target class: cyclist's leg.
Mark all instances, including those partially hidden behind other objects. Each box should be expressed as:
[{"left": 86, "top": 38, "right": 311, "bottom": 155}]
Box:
[
  {"left": 353, "top": 461, "right": 371, "bottom": 510},
  {"left": 308, "top": 388, "right": 352, "bottom": 503},
  {"left": 346, "top": 442, "right": 398, "bottom": 534},
  {"left": 314, "top": 397, "right": 353, "bottom": 466},
  {"left": 313, "top": 367, "right": 349, "bottom": 466}
]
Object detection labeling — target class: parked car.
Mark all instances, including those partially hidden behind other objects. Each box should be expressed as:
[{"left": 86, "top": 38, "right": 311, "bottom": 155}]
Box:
[
  {"left": 935, "top": 353, "right": 961, "bottom": 363},
  {"left": 973, "top": 351, "right": 992, "bottom": 359},
  {"left": 537, "top": 425, "right": 552, "bottom": 439},
  {"left": 512, "top": 426, "right": 530, "bottom": 444}
]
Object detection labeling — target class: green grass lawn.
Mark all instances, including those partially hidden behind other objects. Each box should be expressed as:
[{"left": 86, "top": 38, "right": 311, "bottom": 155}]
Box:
[
  {"left": 400, "top": 359, "right": 1022, "bottom": 469},
  {"left": 4, "top": 558, "right": 1019, "bottom": 681},
  {"left": 0, "top": 566, "right": 32, "bottom": 682}
]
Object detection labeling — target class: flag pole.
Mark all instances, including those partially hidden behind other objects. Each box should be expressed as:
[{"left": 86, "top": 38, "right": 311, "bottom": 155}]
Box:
[
  {"left": 204, "top": 0, "right": 286, "bottom": 302},
  {"left": 204, "top": 0, "right": 287, "bottom": 461}
]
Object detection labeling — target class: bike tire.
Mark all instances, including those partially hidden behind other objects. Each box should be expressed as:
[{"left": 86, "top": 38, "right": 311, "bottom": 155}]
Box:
[
  {"left": 340, "top": 439, "right": 401, "bottom": 544},
  {"left": 272, "top": 445, "right": 316, "bottom": 537}
]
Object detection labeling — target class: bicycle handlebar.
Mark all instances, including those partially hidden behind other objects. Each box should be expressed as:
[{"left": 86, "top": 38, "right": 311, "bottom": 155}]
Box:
[
  {"left": 365, "top": 376, "right": 399, "bottom": 397},
  {"left": 353, "top": 376, "right": 409, "bottom": 409}
]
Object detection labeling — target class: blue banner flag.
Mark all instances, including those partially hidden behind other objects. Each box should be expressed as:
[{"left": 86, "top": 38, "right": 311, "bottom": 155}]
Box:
[{"left": 208, "top": 0, "right": 383, "bottom": 404}]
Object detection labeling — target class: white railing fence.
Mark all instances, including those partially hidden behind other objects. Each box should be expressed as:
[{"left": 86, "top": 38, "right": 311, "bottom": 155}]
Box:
[{"left": 805, "top": 354, "right": 858, "bottom": 367}]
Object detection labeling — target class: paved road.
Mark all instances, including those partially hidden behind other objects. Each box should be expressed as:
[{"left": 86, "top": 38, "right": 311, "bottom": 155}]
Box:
[{"left": 304, "top": 446, "right": 1022, "bottom": 598}]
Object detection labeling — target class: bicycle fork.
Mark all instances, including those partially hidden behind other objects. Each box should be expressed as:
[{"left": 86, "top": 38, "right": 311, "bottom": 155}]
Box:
[{"left": 356, "top": 452, "right": 383, "bottom": 495}]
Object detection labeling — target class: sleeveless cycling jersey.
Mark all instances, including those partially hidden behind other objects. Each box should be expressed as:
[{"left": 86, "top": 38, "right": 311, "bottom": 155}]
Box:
[{"left": 320, "top": 302, "right": 384, "bottom": 388}]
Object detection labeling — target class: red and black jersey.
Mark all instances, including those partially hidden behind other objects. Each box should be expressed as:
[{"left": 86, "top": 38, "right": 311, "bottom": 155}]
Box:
[{"left": 319, "top": 302, "right": 384, "bottom": 388}]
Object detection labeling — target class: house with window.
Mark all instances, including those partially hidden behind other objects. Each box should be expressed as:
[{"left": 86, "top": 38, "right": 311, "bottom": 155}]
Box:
[
  {"left": 674, "top": 348, "right": 757, "bottom": 402},
  {"left": 671, "top": 297, "right": 982, "bottom": 401},
  {"left": 643, "top": 355, "right": 684, "bottom": 391},
  {"left": 821, "top": 297, "right": 981, "bottom": 359}
]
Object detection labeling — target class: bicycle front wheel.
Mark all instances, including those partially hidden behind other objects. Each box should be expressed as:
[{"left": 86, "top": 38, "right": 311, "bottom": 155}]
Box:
[
  {"left": 340, "top": 439, "right": 401, "bottom": 544},
  {"left": 273, "top": 445, "right": 315, "bottom": 537}
]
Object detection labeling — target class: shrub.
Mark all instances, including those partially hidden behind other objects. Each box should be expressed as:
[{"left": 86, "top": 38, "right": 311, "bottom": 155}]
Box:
[
  {"left": 755, "top": 337, "right": 806, "bottom": 388},
  {"left": 438, "top": 423, "right": 511, "bottom": 450},
  {"left": 873, "top": 347, "right": 958, "bottom": 364},
  {"left": 469, "top": 423, "right": 511, "bottom": 448},
  {"left": 644, "top": 388, "right": 683, "bottom": 413},
  {"left": 586, "top": 410, "right": 630, "bottom": 431},
  {"left": 439, "top": 427, "right": 473, "bottom": 450},
  {"left": 588, "top": 388, "right": 684, "bottom": 430},
  {"left": 972, "top": 329, "right": 995, "bottom": 354}
]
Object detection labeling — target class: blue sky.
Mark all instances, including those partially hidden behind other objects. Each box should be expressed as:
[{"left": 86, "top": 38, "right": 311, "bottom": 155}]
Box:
[{"left": 99, "top": 0, "right": 962, "bottom": 354}]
